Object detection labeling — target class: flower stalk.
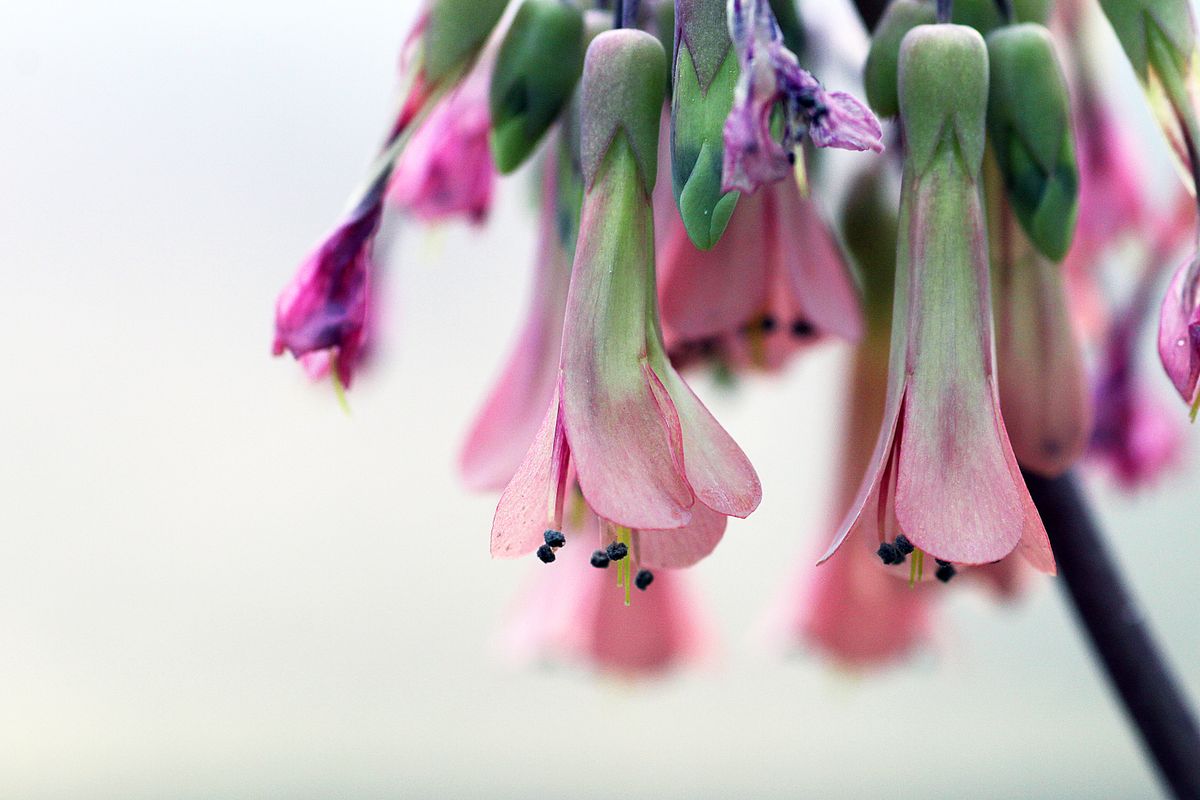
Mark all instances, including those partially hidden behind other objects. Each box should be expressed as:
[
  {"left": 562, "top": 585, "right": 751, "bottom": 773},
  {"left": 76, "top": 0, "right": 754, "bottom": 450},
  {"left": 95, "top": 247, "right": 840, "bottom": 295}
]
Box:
[{"left": 1024, "top": 471, "right": 1200, "bottom": 800}]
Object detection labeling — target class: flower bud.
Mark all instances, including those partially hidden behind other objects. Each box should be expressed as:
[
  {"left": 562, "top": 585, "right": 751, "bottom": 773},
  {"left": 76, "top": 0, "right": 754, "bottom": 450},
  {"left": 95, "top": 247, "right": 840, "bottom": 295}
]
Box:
[
  {"left": 582, "top": 30, "right": 668, "bottom": 193},
  {"left": 864, "top": 0, "right": 936, "bottom": 118},
  {"left": 489, "top": 0, "right": 586, "bottom": 174},
  {"left": 423, "top": 0, "right": 509, "bottom": 85},
  {"left": 899, "top": 24, "right": 988, "bottom": 180},
  {"left": 986, "top": 24, "right": 1078, "bottom": 262},
  {"left": 672, "top": 0, "right": 741, "bottom": 249}
]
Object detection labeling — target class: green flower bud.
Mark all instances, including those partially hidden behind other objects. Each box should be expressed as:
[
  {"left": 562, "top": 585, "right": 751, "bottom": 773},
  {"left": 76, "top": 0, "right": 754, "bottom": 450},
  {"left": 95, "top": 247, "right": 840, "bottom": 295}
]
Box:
[
  {"left": 490, "top": 0, "right": 586, "bottom": 174},
  {"left": 898, "top": 24, "right": 989, "bottom": 180},
  {"left": 581, "top": 30, "right": 668, "bottom": 194},
  {"left": 672, "top": 0, "right": 740, "bottom": 250},
  {"left": 423, "top": 0, "right": 509, "bottom": 85},
  {"left": 952, "top": 0, "right": 1050, "bottom": 35},
  {"left": 864, "top": 0, "right": 937, "bottom": 118},
  {"left": 986, "top": 24, "right": 1078, "bottom": 262}
]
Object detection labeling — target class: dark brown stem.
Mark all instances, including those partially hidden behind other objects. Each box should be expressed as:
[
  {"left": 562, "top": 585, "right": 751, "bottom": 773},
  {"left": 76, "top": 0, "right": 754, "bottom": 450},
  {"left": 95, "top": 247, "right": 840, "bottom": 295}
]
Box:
[{"left": 1024, "top": 470, "right": 1200, "bottom": 800}]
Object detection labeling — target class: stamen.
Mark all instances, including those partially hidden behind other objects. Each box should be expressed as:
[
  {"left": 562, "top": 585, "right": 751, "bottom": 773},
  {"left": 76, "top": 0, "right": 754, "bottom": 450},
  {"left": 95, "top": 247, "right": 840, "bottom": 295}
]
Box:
[
  {"left": 936, "top": 562, "right": 957, "bottom": 583},
  {"left": 908, "top": 548, "right": 925, "bottom": 587},
  {"left": 536, "top": 544, "right": 556, "bottom": 564},
  {"left": 876, "top": 542, "right": 900, "bottom": 565},
  {"left": 635, "top": 569, "right": 654, "bottom": 590},
  {"left": 760, "top": 314, "right": 777, "bottom": 333},
  {"left": 790, "top": 319, "right": 814, "bottom": 339},
  {"left": 329, "top": 351, "right": 351, "bottom": 415},
  {"left": 606, "top": 541, "right": 629, "bottom": 561},
  {"left": 894, "top": 535, "right": 915, "bottom": 555},
  {"left": 590, "top": 549, "right": 610, "bottom": 568},
  {"left": 543, "top": 529, "right": 566, "bottom": 548}
]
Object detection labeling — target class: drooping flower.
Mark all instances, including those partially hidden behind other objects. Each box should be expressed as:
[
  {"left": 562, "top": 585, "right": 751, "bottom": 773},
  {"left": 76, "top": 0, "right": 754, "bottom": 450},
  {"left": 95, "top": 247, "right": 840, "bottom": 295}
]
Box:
[
  {"left": 272, "top": 184, "right": 382, "bottom": 388},
  {"left": 491, "top": 30, "right": 761, "bottom": 579},
  {"left": 460, "top": 138, "right": 577, "bottom": 491},
  {"left": 272, "top": 0, "right": 507, "bottom": 386},
  {"left": 821, "top": 25, "right": 1055, "bottom": 574},
  {"left": 501, "top": 509, "right": 711, "bottom": 677},
  {"left": 388, "top": 48, "right": 496, "bottom": 225},
  {"left": 657, "top": 173, "right": 862, "bottom": 373},
  {"left": 721, "top": 0, "right": 883, "bottom": 195}
]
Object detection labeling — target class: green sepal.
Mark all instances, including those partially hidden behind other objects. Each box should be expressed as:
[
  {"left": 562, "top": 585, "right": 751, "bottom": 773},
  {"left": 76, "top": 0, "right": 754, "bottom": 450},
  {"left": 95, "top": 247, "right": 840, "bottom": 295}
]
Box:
[
  {"left": 672, "top": 39, "right": 740, "bottom": 249},
  {"left": 986, "top": 24, "right": 1078, "bottom": 261},
  {"left": 580, "top": 30, "right": 668, "bottom": 194},
  {"left": 490, "top": 0, "right": 586, "bottom": 174},
  {"left": 423, "top": 0, "right": 508, "bottom": 85},
  {"left": 865, "top": 0, "right": 937, "bottom": 118},
  {"left": 898, "top": 24, "right": 989, "bottom": 180}
]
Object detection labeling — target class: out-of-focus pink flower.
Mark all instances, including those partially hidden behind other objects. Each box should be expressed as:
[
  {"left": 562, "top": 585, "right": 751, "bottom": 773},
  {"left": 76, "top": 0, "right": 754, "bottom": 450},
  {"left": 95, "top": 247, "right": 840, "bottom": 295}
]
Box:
[
  {"left": 272, "top": 186, "right": 381, "bottom": 388},
  {"left": 769, "top": 340, "right": 932, "bottom": 669},
  {"left": 658, "top": 175, "right": 863, "bottom": 372},
  {"left": 460, "top": 156, "right": 572, "bottom": 491},
  {"left": 722, "top": 0, "right": 881, "bottom": 194},
  {"left": 501, "top": 511, "right": 711, "bottom": 678},
  {"left": 388, "top": 51, "right": 496, "bottom": 225},
  {"left": 1090, "top": 209, "right": 1191, "bottom": 487}
]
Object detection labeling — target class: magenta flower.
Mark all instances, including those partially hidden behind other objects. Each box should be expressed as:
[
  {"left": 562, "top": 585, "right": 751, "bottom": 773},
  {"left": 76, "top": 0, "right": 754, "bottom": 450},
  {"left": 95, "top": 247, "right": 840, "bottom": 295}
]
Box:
[
  {"left": 658, "top": 174, "right": 862, "bottom": 372},
  {"left": 272, "top": 187, "right": 381, "bottom": 388},
  {"left": 722, "top": 0, "right": 882, "bottom": 194},
  {"left": 388, "top": 51, "right": 496, "bottom": 225},
  {"left": 501, "top": 512, "right": 711, "bottom": 678},
  {"left": 1158, "top": 248, "right": 1200, "bottom": 416},
  {"left": 460, "top": 156, "right": 572, "bottom": 491},
  {"left": 491, "top": 30, "right": 760, "bottom": 570}
]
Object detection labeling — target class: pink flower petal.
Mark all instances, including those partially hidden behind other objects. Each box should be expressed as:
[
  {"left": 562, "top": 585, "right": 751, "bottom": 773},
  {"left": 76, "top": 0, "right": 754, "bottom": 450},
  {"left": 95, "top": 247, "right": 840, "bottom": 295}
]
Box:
[
  {"left": 636, "top": 502, "right": 728, "bottom": 568},
  {"left": 491, "top": 389, "right": 569, "bottom": 559}
]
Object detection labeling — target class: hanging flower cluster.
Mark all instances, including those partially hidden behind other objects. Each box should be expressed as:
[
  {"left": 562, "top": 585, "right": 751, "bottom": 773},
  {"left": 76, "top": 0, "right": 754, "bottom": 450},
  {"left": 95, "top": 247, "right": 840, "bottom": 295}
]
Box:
[{"left": 270, "top": 0, "right": 1197, "bottom": 676}]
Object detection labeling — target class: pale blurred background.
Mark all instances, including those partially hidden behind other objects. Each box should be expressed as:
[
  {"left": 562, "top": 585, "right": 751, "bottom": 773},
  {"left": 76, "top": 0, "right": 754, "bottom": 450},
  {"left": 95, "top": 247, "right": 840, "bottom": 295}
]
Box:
[{"left": 1, "top": 1, "right": 1198, "bottom": 797}]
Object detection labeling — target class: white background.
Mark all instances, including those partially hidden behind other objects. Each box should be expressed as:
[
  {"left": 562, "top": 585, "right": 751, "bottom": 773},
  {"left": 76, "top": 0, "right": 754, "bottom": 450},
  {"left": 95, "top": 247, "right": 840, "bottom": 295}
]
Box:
[{"left": 0, "top": 1, "right": 1197, "bottom": 797}]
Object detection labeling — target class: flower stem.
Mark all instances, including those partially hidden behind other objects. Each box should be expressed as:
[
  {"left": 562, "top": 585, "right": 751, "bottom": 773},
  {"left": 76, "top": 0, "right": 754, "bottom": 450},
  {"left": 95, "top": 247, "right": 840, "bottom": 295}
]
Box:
[
  {"left": 936, "top": 0, "right": 952, "bottom": 24},
  {"left": 1023, "top": 470, "right": 1200, "bottom": 799},
  {"left": 851, "top": 0, "right": 889, "bottom": 31}
]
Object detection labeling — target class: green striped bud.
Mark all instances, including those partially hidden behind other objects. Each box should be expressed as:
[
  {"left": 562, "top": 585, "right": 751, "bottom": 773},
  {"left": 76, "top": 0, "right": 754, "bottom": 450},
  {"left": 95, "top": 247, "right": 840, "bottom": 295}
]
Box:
[
  {"left": 490, "top": 0, "right": 586, "bottom": 174},
  {"left": 899, "top": 24, "right": 989, "bottom": 180},
  {"left": 581, "top": 30, "right": 668, "bottom": 194},
  {"left": 986, "top": 24, "right": 1078, "bottom": 262}
]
